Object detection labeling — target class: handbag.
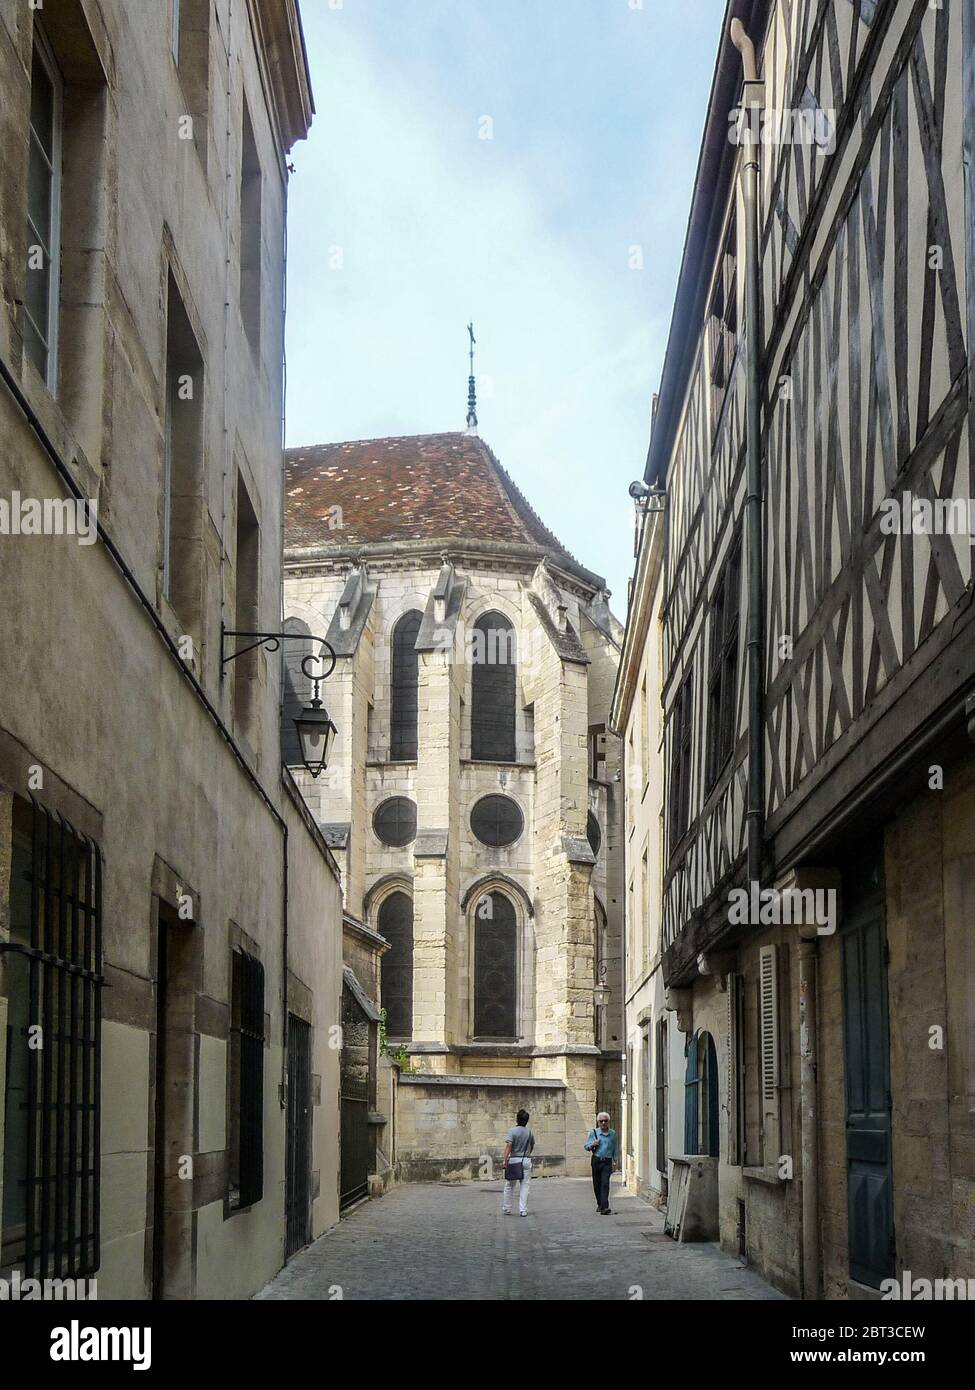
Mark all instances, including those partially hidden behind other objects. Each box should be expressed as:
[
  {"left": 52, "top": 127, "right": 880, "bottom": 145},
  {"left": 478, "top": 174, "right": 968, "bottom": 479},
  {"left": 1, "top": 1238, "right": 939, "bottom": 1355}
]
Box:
[{"left": 504, "top": 1129, "right": 533, "bottom": 1182}]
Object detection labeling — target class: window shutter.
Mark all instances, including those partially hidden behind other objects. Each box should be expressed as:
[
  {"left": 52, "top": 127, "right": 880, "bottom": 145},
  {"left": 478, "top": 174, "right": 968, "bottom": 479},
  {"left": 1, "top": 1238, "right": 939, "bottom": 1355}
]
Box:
[
  {"left": 726, "top": 973, "right": 739, "bottom": 1166},
  {"left": 684, "top": 1032, "right": 699, "bottom": 1155},
  {"left": 759, "top": 944, "right": 780, "bottom": 1158}
]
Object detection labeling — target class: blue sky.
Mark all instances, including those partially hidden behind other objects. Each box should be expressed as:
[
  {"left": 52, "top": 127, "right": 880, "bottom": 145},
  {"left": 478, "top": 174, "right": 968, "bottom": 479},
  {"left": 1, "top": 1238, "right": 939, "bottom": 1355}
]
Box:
[{"left": 285, "top": 0, "right": 724, "bottom": 612}]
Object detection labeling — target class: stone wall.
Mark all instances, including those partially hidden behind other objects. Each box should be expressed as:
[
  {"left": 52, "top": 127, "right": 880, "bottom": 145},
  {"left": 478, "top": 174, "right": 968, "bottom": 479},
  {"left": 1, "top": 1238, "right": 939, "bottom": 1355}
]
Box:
[
  {"left": 819, "top": 760, "right": 975, "bottom": 1295},
  {"left": 396, "top": 1075, "right": 567, "bottom": 1182},
  {"left": 0, "top": 0, "right": 327, "bottom": 1300}
]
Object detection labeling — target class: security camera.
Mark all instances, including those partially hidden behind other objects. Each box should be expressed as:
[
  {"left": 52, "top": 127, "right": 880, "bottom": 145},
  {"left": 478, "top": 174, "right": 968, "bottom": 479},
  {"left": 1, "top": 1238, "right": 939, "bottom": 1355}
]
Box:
[{"left": 628, "top": 480, "right": 650, "bottom": 500}]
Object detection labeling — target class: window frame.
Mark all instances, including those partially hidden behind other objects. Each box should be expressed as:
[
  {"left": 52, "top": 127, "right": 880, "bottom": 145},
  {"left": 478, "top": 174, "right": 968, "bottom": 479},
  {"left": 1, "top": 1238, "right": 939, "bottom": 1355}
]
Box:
[
  {"left": 470, "top": 612, "right": 517, "bottom": 764},
  {"left": 705, "top": 535, "right": 742, "bottom": 791},
  {"left": 228, "top": 947, "right": 265, "bottom": 1212},
  {"left": 470, "top": 794, "right": 523, "bottom": 849},
  {"left": 390, "top": 610, "right": 423, "bottom": 761},
  {"left": 708, "top": 216, "right": 738, "bottom": 440},
  {"left": 377, "top": 891, "right": 414, "bottom": 1041},
  {"left": 1, "top": 796, "right": 103, "bottom": 1278},
  {"left": 472, "top": 890, "right": 518, "bottom": 1041},
  {"left": 24, "top": 22, "right": 64, "bottom": 392},
  {"left": 372, "top": 796, "right": 418, "bottom": 848},
  {"left": 668, "top": 671, "right": 693, "bottom": 856}
]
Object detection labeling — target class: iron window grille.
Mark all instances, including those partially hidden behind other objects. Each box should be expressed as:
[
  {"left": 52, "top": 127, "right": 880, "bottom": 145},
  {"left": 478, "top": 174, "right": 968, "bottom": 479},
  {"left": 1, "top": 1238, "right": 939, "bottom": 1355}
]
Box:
[
  {"left": 470, "top": 794, "right": 523, "bottom": 848},
  {"left": 229, "top": 949, "right": 264, "bottom": 1210},
  {"left": 1, "top": 797, "right": 103, "bottom": 1280},
  {"left": 706, "top": 536, "right": 742, "bottom": 789},
  {"left": 372, "top": 796, "right": 417, "bottom": 848}
]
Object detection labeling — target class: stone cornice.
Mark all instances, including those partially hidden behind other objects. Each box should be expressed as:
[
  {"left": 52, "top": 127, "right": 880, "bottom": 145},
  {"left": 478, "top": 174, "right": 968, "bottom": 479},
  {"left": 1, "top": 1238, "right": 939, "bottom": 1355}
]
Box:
[{"left": 246, "top": 0, "right": 314, "bottom": 155}]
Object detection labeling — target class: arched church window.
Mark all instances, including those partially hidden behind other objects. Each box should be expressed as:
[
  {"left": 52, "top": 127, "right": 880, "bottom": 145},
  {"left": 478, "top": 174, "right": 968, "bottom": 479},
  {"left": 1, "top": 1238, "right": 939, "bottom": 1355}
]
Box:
[
  {"left": 684, "top": 1030, "right": 719, "bottom": 1157},
  {"left": 473, "top": 891, "right": 517, "bottom": 1038},
  {"left": 587, "top": 811, "right": 602, "bottom": 858},
  {"left": 470, "top": 795, "right": 523, "bottom": 848},
  {"left": 390, "top": 610, "right": 422, "bottom": 760},
  {"left": 378, "top": 891, "right": 413, "bottom": 1038},
  {"left": 471, "top": 612, "right": 516, "bottom": 762}
]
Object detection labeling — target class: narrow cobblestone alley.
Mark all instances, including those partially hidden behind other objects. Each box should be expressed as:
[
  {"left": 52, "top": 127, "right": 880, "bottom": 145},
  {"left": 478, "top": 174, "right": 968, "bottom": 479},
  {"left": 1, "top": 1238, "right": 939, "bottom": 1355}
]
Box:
[{"left": 256, "top": 1178, "right": 788, "bottom": 1301}]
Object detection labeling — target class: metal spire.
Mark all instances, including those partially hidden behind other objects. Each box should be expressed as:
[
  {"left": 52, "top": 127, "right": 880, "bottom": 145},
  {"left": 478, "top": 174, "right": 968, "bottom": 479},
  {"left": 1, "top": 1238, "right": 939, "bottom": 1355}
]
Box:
[{"left": 466, "top": 322, "right": 478, "bottom": 433}]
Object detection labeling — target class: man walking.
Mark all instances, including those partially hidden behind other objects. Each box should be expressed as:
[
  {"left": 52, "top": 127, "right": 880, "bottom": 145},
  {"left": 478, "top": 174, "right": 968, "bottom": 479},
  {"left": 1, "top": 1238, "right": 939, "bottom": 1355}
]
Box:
[{"left": 585, "top": 1112, "right": 618, "bottom": 1214}]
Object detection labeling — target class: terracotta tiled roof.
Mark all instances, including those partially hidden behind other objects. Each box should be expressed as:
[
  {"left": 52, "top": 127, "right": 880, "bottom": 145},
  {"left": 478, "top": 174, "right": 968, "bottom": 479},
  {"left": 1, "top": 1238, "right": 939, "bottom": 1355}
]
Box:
[{"left": 284, "top": 432, "right": 586, "bottom": 574}]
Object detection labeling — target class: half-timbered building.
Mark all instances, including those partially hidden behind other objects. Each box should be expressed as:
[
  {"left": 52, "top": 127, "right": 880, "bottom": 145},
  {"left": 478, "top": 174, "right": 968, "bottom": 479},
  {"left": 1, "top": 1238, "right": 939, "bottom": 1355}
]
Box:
[{"left": 633, "top": 0, "right": 975, "bottom": 1296}]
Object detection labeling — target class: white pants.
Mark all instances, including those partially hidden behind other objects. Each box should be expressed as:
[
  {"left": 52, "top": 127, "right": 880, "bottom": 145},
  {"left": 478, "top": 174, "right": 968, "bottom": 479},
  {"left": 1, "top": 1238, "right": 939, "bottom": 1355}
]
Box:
[{"left": 502, "top": 1157, "right": 532, "bottom": 1214}]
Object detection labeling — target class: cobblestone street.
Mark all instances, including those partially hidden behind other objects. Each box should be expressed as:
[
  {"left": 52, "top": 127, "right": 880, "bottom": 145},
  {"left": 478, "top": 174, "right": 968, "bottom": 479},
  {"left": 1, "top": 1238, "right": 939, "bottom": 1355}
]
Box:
[{"left": 256, "top": 1177, "right": 788, "bottom": 1301}]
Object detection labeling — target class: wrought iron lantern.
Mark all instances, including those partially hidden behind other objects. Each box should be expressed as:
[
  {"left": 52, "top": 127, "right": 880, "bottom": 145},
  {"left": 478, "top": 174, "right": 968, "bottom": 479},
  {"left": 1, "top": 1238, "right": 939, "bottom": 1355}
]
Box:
[
  {"left": 293, "top": 653, "right": 338, "bottom": 778},
  {"left": 220, "top": 625, "right": 338, "bottom": 778}
]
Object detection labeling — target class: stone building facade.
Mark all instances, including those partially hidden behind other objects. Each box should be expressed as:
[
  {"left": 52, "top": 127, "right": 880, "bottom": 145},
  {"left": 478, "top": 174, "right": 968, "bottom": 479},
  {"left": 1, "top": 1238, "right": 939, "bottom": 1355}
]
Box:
[
  {"left": 0, "top": 0, "right": 343, "bottom": 1299},
  {"left": 283, "top": 432, "right": 624, "bottom": 1178},
  {"left": 610, "top": 509, "right": 685, "bottom": 1210}
]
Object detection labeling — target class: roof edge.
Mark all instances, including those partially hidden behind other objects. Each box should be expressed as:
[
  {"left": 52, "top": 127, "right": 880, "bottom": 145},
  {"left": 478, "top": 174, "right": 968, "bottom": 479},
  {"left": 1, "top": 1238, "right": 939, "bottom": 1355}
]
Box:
[{"left": 644, "top": 0, "right": 772, "bottom": 487}]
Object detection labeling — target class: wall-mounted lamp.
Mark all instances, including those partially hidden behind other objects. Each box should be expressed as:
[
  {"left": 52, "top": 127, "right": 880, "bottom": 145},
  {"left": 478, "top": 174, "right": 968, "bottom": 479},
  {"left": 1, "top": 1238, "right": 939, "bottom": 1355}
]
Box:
[
  {"left": 220, "top": 625, "right": 338, "bottom": 777},
  {"left": 629, "top": 479, "right": 667, "bottom": 512}
]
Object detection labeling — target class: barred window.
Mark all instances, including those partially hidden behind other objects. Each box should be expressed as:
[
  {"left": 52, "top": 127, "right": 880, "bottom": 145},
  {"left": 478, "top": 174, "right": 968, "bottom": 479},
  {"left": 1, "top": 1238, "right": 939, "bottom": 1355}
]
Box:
[
  {"left": 390, "top": 611, "right": 422, "bottom": 760},
  {"left": 1, "top": 796, "right": 103, "bottom": 1279},
  {"left": 470, "top": 795, "right": 523, "bottom": 848},
  {"left": 373, "top": 797, "right": 417, "bottom": 848},
  {"left": 228, "top": 949, "right": 264, "bottom": 1210}
]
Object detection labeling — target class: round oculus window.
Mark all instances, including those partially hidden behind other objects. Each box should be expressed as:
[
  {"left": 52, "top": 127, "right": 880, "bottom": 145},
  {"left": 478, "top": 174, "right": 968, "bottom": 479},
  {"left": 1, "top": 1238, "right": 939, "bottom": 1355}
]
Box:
[
  {"left": 586, "top": 811, "right": 602, "bottom": 857},
  {"left": 470, "top": 794, "right": 524, "bottom": 848},
  {"left": 373, "top": 797, "right": 417, "bottom": 848}
]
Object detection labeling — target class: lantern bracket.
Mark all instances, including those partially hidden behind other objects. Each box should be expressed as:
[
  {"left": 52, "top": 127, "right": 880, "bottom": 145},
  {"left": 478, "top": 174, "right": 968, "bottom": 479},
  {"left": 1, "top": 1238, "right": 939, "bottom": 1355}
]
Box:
[{"left": 220, "top": 624, "right": 337, "bottom": 681}]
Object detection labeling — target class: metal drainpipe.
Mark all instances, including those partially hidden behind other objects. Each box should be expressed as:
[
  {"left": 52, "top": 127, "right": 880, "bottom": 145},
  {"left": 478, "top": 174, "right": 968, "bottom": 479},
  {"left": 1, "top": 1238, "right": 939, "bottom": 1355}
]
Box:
[
  {"left": 798, "top": 931, "right": 820, "bottom": 1299},
  {"left": 730, "top": 18, "right": 765, "bottom": 889}
]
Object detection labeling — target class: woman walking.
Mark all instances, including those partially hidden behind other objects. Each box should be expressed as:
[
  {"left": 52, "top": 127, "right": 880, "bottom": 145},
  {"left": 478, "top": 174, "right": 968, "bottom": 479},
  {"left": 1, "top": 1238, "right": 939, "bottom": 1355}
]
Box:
[{"left": 501, "top": 1108, "right": 535, "bottom": 1216}]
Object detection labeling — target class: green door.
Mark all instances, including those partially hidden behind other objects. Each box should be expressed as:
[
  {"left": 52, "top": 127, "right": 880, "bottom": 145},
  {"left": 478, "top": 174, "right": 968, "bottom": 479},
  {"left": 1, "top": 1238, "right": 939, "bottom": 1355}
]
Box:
[{"left": 841, "top": 848, "right": 894, "bottom": 1288}]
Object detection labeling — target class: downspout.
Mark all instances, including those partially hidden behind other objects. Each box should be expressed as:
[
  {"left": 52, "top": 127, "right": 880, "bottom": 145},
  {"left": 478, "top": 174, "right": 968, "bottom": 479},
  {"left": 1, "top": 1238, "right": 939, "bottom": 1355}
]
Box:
[{"left": 730, "top": 18, "right": 765, "bottom": 889}]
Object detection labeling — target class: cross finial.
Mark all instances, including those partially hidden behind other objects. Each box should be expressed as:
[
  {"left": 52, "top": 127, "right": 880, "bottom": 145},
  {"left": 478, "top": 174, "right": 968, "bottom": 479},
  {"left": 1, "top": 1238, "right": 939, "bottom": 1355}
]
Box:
[{"left": 466, "top": 322, "right": 478, "bottom": 434}]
